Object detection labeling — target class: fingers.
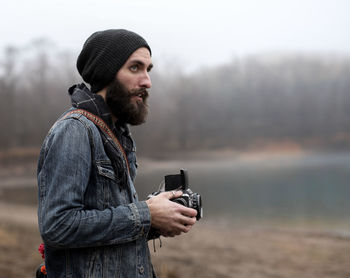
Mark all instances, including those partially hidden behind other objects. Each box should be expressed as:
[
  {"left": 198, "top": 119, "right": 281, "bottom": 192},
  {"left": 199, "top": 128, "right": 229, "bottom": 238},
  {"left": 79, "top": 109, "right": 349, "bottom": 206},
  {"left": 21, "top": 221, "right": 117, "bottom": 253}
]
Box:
[
  {"left": 179, "top": 215, "right": 197, "bottom": 226},
  {"left": 159, "top": 190, "right": 182, "bottom": 200},
  {"left": 163, "top": 191, "right": 198, "bottom": 217},
  {"left": 152, "top": 190, "right": 198, "bottom": 218},
  {"left": 177, "top": 217, "right": 196, "bottom": 233},
  {"left": 161, "top": 216, "right": 196, "bottom": 236},
  {"left": 176, "top": 205, "right": 198, "bottom": 218},
  {"left": 160, "top": 222, "right": 194, "bottom": 237},
  {"left": 146, "top": 190, "right": 197, "bottom": 237}
]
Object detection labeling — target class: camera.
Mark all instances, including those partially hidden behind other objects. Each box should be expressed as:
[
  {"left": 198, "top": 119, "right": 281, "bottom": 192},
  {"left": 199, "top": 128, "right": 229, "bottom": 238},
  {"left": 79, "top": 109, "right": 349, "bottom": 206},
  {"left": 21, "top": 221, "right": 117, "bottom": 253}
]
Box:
[{"left": 148, "top": 169, "right": 203, "bottom": 220}]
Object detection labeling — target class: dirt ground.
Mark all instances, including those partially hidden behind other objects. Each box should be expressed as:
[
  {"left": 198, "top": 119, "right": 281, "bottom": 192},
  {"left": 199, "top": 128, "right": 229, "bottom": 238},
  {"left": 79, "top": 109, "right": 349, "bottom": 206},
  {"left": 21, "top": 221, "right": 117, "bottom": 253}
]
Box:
[
  {"left": 1, "top": 202, "right": 350, "bottom": 278},
  {"left": 152, "top": 221, "right": 350, "bottom": 278}
]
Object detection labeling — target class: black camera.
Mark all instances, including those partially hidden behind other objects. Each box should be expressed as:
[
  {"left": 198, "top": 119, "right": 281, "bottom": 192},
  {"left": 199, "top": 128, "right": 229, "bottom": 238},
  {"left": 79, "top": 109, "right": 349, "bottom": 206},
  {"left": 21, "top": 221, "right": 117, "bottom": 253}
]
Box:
[{"left": 148, "top": 169, "right": 203, "bottom": 220}]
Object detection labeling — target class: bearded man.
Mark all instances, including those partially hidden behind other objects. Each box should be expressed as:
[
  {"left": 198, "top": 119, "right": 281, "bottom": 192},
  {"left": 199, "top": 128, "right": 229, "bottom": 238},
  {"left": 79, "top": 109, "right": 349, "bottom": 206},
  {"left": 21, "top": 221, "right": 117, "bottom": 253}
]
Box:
[{"left": 37, "top": 29, "right": 197, "bottom": 278}]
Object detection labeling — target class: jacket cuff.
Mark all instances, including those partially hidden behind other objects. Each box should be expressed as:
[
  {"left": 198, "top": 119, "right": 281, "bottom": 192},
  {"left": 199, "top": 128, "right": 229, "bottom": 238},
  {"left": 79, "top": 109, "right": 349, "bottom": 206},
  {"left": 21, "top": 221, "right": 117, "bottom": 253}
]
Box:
[{"left": 129, "top": 201, "right": 151, "bottom": 238}]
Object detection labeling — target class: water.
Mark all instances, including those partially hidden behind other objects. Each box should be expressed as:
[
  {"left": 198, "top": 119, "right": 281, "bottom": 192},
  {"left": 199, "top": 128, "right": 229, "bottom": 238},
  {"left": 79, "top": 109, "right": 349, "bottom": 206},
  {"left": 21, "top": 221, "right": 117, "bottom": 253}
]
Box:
[
  {"left": 2, "top": 151, "right": 350, "bottom": 231},
  {"left": 134, "top": 152, "right": 350, "bottom": 231}
]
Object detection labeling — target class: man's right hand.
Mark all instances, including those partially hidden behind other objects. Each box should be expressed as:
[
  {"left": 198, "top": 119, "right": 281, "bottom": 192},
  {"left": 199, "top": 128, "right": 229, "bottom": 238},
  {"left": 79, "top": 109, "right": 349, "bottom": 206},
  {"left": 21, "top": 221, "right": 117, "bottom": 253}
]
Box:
[{"left": 145, "top": 191, "right": 197, "bottom": 237}]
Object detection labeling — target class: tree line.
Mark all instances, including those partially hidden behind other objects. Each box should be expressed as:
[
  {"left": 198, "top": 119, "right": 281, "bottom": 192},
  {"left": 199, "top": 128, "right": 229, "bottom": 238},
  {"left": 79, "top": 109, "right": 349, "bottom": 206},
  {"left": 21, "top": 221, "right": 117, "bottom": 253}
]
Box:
[{"left": 1, "top": 40, "right": 350, "bottom": 156}]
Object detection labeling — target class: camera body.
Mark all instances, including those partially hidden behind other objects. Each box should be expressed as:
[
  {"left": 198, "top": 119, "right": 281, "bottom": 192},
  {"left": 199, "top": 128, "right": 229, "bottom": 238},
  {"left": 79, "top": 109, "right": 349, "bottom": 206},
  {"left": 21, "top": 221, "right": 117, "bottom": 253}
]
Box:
[
  {"left": 148, "top": 169, "right": 203, "bottom": 220},
  {"left": 171, "top": 188, "right": 202, "bottom": 221}
]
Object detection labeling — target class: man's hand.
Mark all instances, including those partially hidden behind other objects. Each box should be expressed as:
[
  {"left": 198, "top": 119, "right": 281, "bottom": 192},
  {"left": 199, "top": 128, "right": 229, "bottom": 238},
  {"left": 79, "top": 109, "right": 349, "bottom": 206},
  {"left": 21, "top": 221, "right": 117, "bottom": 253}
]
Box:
[{"left": 145, "top": 191, "right": 197, "bottom": 237}]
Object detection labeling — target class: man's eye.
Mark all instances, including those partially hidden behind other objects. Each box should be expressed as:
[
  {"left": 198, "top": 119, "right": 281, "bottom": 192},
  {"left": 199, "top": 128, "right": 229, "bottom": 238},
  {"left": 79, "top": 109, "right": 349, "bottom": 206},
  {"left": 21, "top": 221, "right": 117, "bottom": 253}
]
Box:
[{"left": 130, "top": 65, "right": 138, "bottom": 72}]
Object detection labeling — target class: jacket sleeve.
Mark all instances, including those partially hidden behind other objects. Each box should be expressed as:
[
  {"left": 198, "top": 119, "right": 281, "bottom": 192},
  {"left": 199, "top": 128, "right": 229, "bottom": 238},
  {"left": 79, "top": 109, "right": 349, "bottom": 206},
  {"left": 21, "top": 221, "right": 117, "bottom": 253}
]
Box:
[{"left": 38, "top": 118, "right": 151, "bottom": 248}]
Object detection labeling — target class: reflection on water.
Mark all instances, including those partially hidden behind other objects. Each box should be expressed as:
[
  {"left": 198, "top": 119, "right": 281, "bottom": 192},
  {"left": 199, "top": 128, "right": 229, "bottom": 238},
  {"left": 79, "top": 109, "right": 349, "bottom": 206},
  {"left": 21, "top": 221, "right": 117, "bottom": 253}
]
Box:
[
  {"left": 1, "top": 151, "right": 349, "bottom": 232},
  {"left": 135, "top": 152, "right": 350, "bottom": 231}
]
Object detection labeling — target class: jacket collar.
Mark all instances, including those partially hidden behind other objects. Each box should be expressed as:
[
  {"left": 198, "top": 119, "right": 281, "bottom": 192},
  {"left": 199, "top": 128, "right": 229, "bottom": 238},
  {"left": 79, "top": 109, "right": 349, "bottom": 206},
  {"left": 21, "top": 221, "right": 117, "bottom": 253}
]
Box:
[
  {"left": 68, "top": 83, "right": 131, "bottom": 136},
  {"left": 68, "top": 83, "right": 113, "bottom": 128}
]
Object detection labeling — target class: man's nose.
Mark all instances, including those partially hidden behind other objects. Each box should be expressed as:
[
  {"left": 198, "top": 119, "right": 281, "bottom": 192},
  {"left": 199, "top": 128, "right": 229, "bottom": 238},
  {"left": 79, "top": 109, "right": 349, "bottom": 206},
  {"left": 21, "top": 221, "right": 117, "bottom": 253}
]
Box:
[{"left": 140, "top": 72, "right": 152, "bottom": 89}]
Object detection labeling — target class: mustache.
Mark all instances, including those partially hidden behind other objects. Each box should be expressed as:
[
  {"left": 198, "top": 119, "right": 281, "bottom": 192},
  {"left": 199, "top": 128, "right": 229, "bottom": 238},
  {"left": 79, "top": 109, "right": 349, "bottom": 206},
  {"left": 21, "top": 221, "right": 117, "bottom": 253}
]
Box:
[{"left": 130, "top": 88, "right": 149, "bottom": 100}]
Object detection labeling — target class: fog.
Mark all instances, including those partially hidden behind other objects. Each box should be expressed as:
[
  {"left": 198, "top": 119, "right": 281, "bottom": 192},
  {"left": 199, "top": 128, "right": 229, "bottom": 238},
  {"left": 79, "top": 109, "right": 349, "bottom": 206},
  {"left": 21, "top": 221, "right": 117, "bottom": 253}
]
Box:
[
  {"left": 1, "top": 0, "right": 350, "bottom": 72},
  {"left": 1, "top": 42, "right": 350, "bottom": 154},
  {"left": 1, "top": 2, "right": 350, "bottom": 277}
]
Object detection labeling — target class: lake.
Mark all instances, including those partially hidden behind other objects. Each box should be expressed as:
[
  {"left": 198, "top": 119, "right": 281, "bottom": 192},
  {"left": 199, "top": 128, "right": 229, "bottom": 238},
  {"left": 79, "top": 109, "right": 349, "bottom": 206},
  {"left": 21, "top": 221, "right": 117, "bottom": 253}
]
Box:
[
  {"left": 134, "top": 151, "right": 350, "bottom": 232},
  {"left": 1, "top": 151, "right": 350, "bottom": 233}
]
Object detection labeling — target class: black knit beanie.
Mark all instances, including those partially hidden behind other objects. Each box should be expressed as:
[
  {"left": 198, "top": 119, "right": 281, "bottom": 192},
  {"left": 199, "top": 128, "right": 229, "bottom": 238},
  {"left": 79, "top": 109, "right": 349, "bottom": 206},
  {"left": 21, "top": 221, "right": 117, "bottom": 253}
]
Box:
[{"left": 77, "top": 29, "right": 151, "bottom": 93}]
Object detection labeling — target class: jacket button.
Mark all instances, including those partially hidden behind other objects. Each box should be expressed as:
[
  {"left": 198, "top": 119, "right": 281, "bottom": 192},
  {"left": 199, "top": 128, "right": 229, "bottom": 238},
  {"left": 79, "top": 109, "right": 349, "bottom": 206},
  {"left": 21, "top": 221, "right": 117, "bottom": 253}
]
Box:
[{"left": 139, "top": 266, "right": 144, "bottom": 274}]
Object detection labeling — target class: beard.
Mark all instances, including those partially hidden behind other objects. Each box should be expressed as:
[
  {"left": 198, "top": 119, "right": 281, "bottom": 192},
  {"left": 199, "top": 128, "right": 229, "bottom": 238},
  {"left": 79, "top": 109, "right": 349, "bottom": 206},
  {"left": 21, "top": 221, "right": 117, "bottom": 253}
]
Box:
[{"left": 105, "top": 79, "right": 149, "bottom": 125}]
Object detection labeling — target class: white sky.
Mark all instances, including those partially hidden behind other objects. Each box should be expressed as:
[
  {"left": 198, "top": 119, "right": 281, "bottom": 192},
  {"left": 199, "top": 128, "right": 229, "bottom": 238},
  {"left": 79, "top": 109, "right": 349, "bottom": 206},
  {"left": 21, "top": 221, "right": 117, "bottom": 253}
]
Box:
[{"left": 1, "top": 0, "right": 350, "bottom": 72}]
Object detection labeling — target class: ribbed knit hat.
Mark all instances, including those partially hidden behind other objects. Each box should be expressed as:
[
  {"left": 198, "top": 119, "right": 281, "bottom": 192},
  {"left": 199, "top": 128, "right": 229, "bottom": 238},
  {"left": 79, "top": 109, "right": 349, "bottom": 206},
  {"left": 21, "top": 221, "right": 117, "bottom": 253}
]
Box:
[{"left": 77, "top": 29, "right": 151, "bottom": 93}]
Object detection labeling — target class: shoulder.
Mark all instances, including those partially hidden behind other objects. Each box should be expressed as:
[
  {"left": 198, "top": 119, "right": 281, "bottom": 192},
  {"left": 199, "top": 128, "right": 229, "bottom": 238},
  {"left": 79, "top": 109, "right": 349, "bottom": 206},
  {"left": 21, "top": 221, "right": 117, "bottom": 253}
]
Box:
[
  {"left": 49, "top": 109, "right": 100, "bottom": 138},
  {"left": 42, "top": 109, "right": 103, "bottom": 154}
]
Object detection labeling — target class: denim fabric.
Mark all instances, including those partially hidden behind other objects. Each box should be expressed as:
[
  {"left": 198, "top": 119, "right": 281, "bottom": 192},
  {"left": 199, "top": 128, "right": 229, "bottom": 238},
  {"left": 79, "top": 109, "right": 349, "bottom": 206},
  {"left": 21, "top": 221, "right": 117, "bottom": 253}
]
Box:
[{"left": 37, "top": 110, "right": 153, "bottom": 278}]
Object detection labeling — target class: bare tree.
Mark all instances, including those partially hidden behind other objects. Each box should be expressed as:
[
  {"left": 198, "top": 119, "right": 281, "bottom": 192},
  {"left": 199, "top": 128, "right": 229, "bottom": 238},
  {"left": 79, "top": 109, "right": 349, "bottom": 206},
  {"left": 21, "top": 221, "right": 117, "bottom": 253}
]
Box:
[{"left": 1, "top": 41, "right": 350, "bottom": 154}]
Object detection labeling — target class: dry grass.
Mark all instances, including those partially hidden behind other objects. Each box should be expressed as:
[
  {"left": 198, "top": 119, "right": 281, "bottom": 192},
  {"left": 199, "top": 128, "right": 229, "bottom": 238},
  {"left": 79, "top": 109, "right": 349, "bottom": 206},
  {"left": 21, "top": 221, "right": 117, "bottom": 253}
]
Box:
[
  {"left": 0, "top": 147, "right": 40, "bottom": 165},
  {"left": 1, "top": 204, "right": 350, "bottom": 278},
  {"left": 151, "top": 221, "right": 350, "bottom": 278},
  {"left": 0, "top": 222, "right": 42, "bottom": 278}
]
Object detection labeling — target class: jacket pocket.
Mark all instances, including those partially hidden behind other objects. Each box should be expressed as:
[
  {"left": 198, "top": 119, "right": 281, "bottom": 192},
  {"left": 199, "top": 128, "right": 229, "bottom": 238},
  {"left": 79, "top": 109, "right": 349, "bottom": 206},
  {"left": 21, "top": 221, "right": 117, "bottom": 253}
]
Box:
[
  {"left": 94, "top": 160, "right": 129, "bottom": 207},
  {"left": 96, "top": 160, "right": 116, "bottom": 181}
]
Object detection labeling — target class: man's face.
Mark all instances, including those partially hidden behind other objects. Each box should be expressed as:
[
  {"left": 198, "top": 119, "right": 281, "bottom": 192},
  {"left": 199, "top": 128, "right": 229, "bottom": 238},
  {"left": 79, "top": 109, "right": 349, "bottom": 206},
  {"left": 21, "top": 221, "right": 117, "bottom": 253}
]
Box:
[{"left": 105, "top": 47, "right": 153, "bottom": 125}]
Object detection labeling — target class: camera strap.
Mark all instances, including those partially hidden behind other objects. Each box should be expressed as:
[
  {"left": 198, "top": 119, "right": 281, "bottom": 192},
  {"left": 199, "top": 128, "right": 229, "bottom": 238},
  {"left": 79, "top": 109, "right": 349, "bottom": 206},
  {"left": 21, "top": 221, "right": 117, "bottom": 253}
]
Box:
[
  {"left": 152, "top": 237, "right": 162, "bottom": 252},
  {"left": 61, "top": 109, "right": 130, "bottom": 175}
]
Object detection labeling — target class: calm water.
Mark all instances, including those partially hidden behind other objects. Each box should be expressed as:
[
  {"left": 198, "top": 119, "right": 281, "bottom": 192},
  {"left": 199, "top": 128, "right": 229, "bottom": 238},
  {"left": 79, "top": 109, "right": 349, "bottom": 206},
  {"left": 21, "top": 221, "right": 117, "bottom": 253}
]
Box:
[
  {"left": 2, "top": 151, "right": 350, "bottom": 231},
  {"left": 135, "top": 152, "right": 350, "bottom": 231}
]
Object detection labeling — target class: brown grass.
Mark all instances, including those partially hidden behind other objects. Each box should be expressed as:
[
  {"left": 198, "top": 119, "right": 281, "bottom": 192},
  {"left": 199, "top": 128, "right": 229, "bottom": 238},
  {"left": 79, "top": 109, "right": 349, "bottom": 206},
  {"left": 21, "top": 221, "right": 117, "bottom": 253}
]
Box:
[
  {"left": 151, "top": 221, "right": 350, "bottom": 278},
  {"left": 0, "top": 222, "right": 42, "bottom": 278},
  {"left": 1, "top": 203, "right": 350, "bottom": 278}
]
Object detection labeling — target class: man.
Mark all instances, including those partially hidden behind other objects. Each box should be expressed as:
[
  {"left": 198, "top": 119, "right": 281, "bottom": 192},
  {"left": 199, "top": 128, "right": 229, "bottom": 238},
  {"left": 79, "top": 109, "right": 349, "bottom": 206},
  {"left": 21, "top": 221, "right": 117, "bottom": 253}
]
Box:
[{"left": 37, "top": 29, "right": 197, "bottom": 278}]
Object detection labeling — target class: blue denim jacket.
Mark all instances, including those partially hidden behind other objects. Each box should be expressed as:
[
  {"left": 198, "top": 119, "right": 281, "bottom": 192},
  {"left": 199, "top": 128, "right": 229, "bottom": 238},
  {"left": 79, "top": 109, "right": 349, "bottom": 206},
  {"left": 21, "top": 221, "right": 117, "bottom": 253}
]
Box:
[{"left": 37, "top": 109, "right": 154, "bottom": 277}]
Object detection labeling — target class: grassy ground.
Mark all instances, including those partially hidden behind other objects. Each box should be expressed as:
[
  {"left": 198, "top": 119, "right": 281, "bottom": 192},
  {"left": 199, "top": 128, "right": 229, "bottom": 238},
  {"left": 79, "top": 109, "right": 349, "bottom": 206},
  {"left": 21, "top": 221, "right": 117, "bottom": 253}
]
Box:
[
  {"left": 152, "top": 221, "right": 350, "bottom": 278},
  {"left": 0, "top": 221, "right": 42, "bottom": 278},
  {"left": 1, "top": 207, "right": 350, "bottom": 278}
]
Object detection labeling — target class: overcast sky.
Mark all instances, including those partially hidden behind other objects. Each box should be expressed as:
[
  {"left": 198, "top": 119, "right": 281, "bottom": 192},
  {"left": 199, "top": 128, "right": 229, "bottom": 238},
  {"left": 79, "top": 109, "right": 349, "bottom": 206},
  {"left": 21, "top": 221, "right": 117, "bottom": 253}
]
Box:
[{"left": 1, "top": 0, "right": 350, "bottom": 72}]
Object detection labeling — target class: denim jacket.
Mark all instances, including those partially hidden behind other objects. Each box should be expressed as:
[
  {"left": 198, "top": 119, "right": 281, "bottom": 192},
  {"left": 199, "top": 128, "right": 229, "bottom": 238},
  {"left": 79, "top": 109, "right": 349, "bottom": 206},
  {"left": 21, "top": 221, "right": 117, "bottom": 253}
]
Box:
[{"left": 37, "top": 93, "right": 154, "bottom": 277}]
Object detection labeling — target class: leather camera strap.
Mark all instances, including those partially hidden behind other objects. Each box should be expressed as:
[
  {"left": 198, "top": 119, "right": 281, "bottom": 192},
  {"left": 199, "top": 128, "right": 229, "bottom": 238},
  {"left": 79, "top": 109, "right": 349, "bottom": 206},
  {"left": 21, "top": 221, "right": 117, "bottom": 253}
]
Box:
[{"left": 62, "top": 109, "right": 130, "bottom": 174}]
